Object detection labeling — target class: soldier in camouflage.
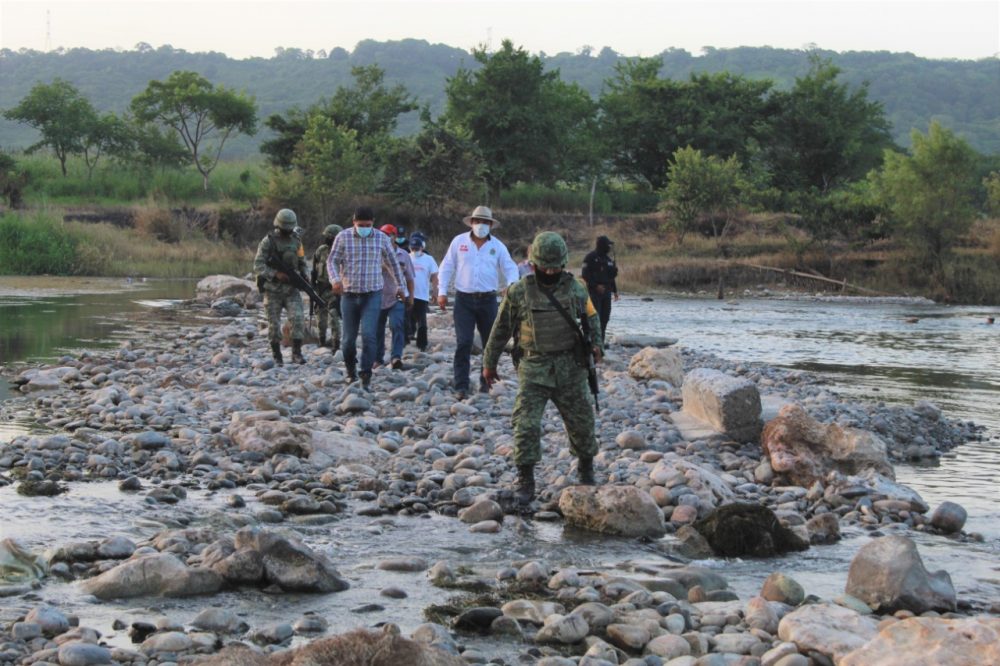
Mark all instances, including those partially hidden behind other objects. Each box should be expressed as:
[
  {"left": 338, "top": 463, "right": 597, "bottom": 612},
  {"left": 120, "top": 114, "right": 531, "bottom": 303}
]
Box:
[
  {"left": 482, "top": 231, "right": 604, "bottom": 506},
  {"left": 253, "top": 209, "right": 308, "bottom": 366},
  {"left": 312, "top": 223, "right": 343, "bottom": 350}
]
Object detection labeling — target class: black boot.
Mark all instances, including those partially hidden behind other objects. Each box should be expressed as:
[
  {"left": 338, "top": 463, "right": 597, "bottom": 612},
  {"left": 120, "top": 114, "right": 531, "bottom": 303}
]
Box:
[
  {"left": 360, "top": 371, "right": 372, "bottom": 391},
  {"left": 345, "top": 360, "right": 357, "bottom": 382},
  {"left": 318, "top": 330, "right": 327, "bottom": 347},
  {"left": 515, "top": 465, "right": 535, "bottom": 506},
  {"left": 270, "top": 342, "right": 283, "bottom": 367},
  {"left": 578, "top": 457, "right": 596, "bottom": 485},
  {"left": 292, "top": 339, "right": 305, "bottom": 364}
]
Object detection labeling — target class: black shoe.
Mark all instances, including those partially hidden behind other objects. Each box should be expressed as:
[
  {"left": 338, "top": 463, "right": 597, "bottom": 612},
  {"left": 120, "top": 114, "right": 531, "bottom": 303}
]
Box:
[
  {"left": 345, "top": 361, "right": 357, "bottom": 382},
  {"left": 292, "top": 339, "right": 305, "bottom": 364},
  {"left": 578, "top": 457, "right": 596, "bottom": 485},
  {"left": 391, "top": 358, "right": 403, "bottom": 370},
  {"left": 454, "top": 389, "right": 468, "bottom": 400},
  {"left": 318, "top": 332, "right": 327, "bottom": 347},
  {"left": 515, "top": 465, "right": 535, "bottom": 506},
  {"left": 360, "top": 372, "right": 372, "bottom": 391},
  {"left": 270, "top": 342, "right": 283, "bottom": 367}
]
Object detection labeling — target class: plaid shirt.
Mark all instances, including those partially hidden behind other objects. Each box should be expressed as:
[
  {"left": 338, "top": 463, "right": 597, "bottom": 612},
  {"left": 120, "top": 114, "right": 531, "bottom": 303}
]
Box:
[{"left": 327, "top": 227, "right": 406, "bottom": 294}]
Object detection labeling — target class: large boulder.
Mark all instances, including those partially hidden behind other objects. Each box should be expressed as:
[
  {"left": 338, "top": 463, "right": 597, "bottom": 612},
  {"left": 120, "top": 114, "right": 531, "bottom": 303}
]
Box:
[
  {"left": 692, "top": 503, "right": 808, "bottom": 557},
  {"left": 226, "top": 412, "right": 381, "bottom": 466},
  {"left": 0, "top": 538, "right": 47, "bottom": 583},
  {"left": 845, "top": 536, "right": 955, "bottom": 614},
  {"left": 232, "top": 527, "right": 348, "bottom": 593},
  {"left": 628, "top": 347, "right": 684, "bottom": 386},
  {"left": 79, "top": 552, "right": 223, "bottom": 599},
  {"left": 777, "top": 602, "right": 879, "bottom": 663},
  {"left": 762, "top": 404, "right": 894, "bottom": 486},
  {"left": 559, "top": 486, "right": 666, "bottom": 538},
  {"left": 196, "top": 275, "right": 258, "bottom": 306},
  {"left": 681, "top": 368, "right": 762, "bottom": 441},
  {"left": 614, "top": 334, "right": 677, "bottom": 348},
  {"left": 840, "top": 617, "right": 1000, "bottom": 666}
]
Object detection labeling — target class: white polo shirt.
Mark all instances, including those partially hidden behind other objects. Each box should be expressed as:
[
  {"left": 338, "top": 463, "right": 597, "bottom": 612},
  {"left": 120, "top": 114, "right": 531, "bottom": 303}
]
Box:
[
  {"left": 437, "top": 231, "right": 519, "bottom": 297},
  {"left": 409, "top": 251, "right": 439, "bottom": 301}
]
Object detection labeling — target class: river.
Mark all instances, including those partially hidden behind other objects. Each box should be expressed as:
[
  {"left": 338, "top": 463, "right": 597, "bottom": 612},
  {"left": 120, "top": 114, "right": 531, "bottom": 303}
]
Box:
[{"left": 0, "top": 279, "right": 998, "bottom": 651}]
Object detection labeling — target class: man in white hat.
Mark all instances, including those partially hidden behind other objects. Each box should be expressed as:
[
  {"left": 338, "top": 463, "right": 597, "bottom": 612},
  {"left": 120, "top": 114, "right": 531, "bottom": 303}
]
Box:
[{"left": 437, "top": 205, "right": 519, "bottom": 398}]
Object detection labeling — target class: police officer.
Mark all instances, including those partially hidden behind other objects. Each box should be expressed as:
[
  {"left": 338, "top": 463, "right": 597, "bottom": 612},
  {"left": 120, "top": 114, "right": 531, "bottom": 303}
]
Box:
[
  {"left": 581, "top": 235, "right": 619, "bottom": 347},
  {"left": 482, "top": 231, "right": 603, "bottom": 506},
  {"left": 311, "top": 223, "right": 343, "bottom": 350},
  {"left": 253, "top": 208, "right": 308, "bottom": 366}
]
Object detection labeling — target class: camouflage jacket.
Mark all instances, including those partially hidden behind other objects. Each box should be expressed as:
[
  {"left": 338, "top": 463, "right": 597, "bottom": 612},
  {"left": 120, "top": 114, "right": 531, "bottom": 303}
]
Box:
[
  {"left": 312, "top": 243, "right": 332, "bottom": 289},
  {"left": 483, "top": 273, "right": 601, "bottom": 377},
  {"left": 253, "top": 232, "right": 306, "bottom": 293}
]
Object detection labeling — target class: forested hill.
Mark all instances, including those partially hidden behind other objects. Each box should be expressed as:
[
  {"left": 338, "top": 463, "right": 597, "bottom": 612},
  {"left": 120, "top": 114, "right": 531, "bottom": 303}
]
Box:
[{"left": 2, "top": 39, "right": 998, "bottom": 156}]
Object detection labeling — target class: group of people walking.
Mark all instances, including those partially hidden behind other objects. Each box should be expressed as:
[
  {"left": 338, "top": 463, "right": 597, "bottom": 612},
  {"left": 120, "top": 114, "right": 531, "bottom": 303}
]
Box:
[{"left": 253, "top": 204, "right": 619, "bottom": 506}]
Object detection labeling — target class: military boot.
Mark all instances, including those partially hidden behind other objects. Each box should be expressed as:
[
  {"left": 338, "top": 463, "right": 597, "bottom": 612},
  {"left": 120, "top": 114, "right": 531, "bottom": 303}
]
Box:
[
  {"left": 270, "top": 342, "right": 284, "bottom": 367},
  {"left": 578, "top": 457, "right": 596, "bottom": 485},
  {"left": 292, "top": 339, "right": 305, "bottom": 364},
  {"left": 331, "top": 335, "right": 340, "bottom": 351},
  {"left": 515, "top": 465, "right": 535, "bottom": 506}
]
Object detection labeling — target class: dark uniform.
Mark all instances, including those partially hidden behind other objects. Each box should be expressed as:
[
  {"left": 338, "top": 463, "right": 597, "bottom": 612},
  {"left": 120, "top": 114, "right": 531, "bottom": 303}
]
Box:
[{"left": 581, "top": 236, "right": 618, "bottom": 346}]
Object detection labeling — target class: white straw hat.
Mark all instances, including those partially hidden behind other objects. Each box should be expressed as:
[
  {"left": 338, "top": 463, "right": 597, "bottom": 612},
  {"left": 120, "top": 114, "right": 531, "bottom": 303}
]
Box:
[{"left": 462, "top": 205, "right": 500, "bottom": 229}]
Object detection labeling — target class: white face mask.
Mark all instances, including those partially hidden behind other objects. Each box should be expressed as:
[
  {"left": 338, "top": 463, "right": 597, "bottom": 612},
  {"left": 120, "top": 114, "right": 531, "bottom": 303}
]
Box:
[
  {"left": 413, "top": 249, "right": 424, "bottom": 257},
  {"left": 472, "top": 223, "right": 490, "bottom": 239}
]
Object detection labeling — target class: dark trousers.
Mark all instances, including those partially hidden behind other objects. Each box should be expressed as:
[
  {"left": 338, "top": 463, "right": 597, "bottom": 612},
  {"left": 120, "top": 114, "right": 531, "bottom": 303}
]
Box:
[
  {"left": 340, "top": 290, "right": 381, "bottom": 376},
  {"left": 589, "top": 287, "right": 612, "bottom": 346},
  {"left": 409, "top": 298, "right": 430, "bottom": 351},
  {"left": 453, "top": 291, "right": 498, "bottom": 393}
]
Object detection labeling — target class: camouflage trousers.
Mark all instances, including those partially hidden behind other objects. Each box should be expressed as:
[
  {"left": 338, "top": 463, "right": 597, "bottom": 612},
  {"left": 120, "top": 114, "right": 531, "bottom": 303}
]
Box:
[
  {"left": 316, "top": 291, "right": 341, "bottom": 343},
  {"left": 264, "top": 286, "right": 304, "bottom": 344},
  {"left": 511, "top": 352, "right": 597, "bottom": 466}
]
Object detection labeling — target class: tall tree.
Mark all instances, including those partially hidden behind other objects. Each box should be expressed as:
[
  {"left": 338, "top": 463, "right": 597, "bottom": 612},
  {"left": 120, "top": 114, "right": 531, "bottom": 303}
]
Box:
[
  {"left": 293, "top": 116, "right": 374, "bottom": 224},
  {"left": 764, "top": 55, "right": 893, "bottom": 193},
  {"left": 875, "top": 122, "right": 979, "bottom": 275},
  {"left": 444, "top": 39, "right": 597, "bottom": 200},
  {"left": 131, "top": 70, "right": 257, "bottom": 190},
  {"left": 4, "top": 79, "right": 96, "bottom": 176},
  {"left": 81, "top": 112, "right": 129, "bottom": 180},
  {"left": 261, "top": 65, "right": 417, "bottom": 168}
]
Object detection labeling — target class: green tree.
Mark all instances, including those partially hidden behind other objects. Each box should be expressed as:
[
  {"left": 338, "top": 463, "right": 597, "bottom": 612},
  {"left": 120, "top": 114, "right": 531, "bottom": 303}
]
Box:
[
  {"left": 983, "top": 172, "right": 1000, "bottom": 218},
  {"left": 3, "top": 79, "right": 96, "bottom": 176},
  {"left": 81, "top": 112, "right": 129, "bottom": 180},
  {"left": 444, "top": 39, "right": 597, "bottom": 200},
  {"left": 130, "top": 70, "right": 257, "bottom": 190},
  {"left": 293, "top": 115, "right": 374, "bottom": 224},
  {"left": 261, "top": 65, "right": 417, "bottom": 169},
  {"left": 764, "top": 56, "right": 893, "bottom": 193},
  {"left": 875, "top": 122, "right": 979, "bottom": 274}
]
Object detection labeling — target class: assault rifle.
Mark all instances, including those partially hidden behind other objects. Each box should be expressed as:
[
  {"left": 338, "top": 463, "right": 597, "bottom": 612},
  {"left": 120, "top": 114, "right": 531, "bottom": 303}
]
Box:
[
  {"left": 264, "top": 234, "right": 327, "bottom": 309},
  {"left": 539, "top": 283, "right": 600, "bottom": 414}
]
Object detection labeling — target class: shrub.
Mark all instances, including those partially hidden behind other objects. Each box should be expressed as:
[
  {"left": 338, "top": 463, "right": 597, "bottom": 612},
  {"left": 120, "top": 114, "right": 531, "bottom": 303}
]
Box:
[{"left": 0, "top": 212, "right": 78, "bottom": 274}]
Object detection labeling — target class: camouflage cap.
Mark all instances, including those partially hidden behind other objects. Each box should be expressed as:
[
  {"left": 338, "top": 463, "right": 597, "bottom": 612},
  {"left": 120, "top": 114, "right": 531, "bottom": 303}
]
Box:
[
  {"left": 529, "top": 231, "right": 569, "bottom": 269},
  {"left": 273, "top": 208, "right": 297, "bottom": 230}
]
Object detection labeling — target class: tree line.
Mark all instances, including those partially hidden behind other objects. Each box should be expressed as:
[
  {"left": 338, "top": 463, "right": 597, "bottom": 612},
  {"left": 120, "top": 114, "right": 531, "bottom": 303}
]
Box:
[{"left": 3, "top": 40, "right": 999, "bottom": 296}]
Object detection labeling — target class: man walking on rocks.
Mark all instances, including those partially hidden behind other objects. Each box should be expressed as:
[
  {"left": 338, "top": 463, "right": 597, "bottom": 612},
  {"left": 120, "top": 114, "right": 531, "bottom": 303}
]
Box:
[
  {"left": 437, "top": 205, "right": 519, "bottom": 398},
  {"left": 311, "top": 224, "right": 343, "bottom": 349},
  {"left": 253, "top": 208, "right": 308, "bottom": 366},
  {"left": 482, "top": 231, "right": 604, "bottom": 507},
  {"left": 327, "top": 206, "right": 407, "bottom": 390}
]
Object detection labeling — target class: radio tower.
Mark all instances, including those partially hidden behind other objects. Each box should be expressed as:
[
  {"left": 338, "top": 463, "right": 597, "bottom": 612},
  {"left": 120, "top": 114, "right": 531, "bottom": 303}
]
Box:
[{"left": 45, "top": 10, "right": 51, "bottom": 52}]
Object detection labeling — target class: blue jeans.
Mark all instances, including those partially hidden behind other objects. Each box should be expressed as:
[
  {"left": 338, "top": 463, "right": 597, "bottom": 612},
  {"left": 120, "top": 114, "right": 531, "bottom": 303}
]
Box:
[
  {"left": 453, "top": 291, "right": 498, "bottom": 393},
  {"left": 340, "top": 290, "right": 381, "bottom": 376},
  {"left": 376, "top": 300, "right": 406, "bottom": 363}
]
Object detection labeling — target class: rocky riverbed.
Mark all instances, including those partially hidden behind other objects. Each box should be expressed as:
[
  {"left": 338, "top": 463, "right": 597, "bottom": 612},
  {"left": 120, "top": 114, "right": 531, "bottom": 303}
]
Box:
[{"left": 0, "top": 276, "right": 997, "bottom": 666}]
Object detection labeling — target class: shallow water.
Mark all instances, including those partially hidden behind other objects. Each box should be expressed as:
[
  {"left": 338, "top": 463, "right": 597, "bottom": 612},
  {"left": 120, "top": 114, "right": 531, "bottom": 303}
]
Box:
[{"left": 1, "top": 284, "right": 999, "bottom": 648}]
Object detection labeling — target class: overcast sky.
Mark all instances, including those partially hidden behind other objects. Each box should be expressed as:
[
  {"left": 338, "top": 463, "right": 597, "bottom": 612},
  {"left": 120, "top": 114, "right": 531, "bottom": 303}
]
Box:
[{"left": 2, "top": 0, "right": 998, "bottom": 60}]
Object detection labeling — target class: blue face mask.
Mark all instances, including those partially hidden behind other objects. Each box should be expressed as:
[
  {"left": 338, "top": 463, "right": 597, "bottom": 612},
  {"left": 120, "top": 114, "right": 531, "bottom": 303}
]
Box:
[{"left": 355, "top": 225, "right": 373, "bottom": 237}]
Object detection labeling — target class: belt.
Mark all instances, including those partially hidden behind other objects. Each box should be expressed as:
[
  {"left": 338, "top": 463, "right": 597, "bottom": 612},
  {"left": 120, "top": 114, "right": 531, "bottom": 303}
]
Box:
[
  {"left": 457, "top": 290, "right": 497, "bottom": 298},
  {"left": 522, "top": 348, "right": 575, "bottom": 358}
]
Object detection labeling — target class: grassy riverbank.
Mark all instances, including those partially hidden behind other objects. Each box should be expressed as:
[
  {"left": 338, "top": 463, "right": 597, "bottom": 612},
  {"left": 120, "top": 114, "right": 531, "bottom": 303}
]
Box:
[{"left": 0, "top": 210, "right": 252, "bottom": 278}]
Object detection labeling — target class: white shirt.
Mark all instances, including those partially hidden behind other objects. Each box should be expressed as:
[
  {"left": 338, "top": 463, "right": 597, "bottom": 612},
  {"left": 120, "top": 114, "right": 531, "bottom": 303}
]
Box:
[
  {"left": 437, "top": 231, "right": 519, "bottom": 297},
  {"left": 409, "top": 251, "right": 438, "bottom": 301}
]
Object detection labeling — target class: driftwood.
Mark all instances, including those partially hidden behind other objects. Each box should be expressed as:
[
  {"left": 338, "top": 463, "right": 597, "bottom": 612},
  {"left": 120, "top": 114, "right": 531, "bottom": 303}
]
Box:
[{"left": 738, "top": 262, "right": 890, "bottom": 296}]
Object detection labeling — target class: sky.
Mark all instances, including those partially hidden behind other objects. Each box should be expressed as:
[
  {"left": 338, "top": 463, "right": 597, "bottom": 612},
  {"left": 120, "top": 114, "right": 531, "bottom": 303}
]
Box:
[{"left": 1, "top": 0, "right": 998, "bottom": 61}]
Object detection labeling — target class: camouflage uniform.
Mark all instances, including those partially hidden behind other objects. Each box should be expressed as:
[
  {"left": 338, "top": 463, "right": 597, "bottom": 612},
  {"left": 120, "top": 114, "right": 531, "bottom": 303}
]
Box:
[
  {"left": 253, "top": 226, "right": 307, "bottom": 347},
  {"left": 312, "top": 224, "right": 342, "bottom": 348},
  {"left": 484, "top": 272, "right": 602, "bottom": 466}
]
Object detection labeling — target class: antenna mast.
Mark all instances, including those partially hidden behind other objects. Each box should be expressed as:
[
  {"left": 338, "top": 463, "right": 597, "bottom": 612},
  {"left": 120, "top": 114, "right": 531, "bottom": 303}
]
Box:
[{"left": 45, "top": 9, "right": 51, "bottom": 52}]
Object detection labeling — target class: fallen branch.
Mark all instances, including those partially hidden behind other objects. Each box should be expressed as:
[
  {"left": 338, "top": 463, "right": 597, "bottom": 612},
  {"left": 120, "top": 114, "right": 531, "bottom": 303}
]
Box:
[{"left": 736, "top": 262, "right": 891, "bottom": 296}]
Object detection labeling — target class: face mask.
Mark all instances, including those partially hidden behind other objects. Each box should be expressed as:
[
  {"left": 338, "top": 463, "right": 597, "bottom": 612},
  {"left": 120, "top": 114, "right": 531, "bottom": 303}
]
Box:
[
  {"left": 355, "top": 225, "right": 373, "bottom": 237},
  {"left": 472, "top": 223, "right": 490, "bottom": 239},
  {"left": 396, "top": 238, "right": 407, "bottom": 246},
  {"left": 536, "top": 270, "right": 561, "bottom": 286},
  {"left": 412, "top": 249, "right": 424, "bottom": 257}
]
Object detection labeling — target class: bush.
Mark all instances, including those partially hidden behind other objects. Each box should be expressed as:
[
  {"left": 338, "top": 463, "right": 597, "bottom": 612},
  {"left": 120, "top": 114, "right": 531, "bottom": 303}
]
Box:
[{"left": 0, "top": 212, "right": 78, "bottom": 274}]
